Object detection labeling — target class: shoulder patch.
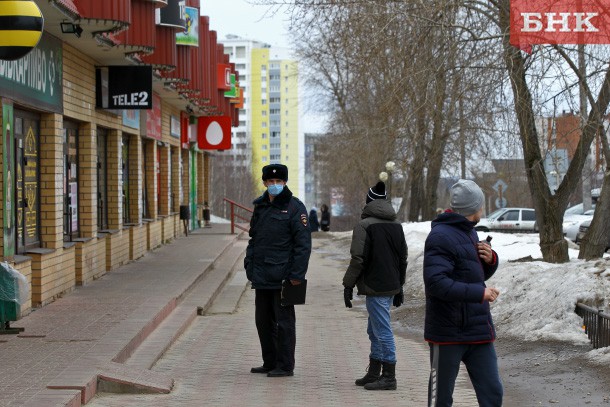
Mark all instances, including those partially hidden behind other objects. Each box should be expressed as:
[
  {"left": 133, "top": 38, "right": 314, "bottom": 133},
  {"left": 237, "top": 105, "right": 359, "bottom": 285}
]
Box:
[{"left": 301, "top": 213, "right": 308, "bottom": 227}]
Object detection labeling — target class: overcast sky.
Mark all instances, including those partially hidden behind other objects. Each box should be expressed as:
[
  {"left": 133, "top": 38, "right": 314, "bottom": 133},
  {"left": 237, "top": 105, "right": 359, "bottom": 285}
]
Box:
[{"left": 201, "top": 0, "right": 292, "bottom": 48}]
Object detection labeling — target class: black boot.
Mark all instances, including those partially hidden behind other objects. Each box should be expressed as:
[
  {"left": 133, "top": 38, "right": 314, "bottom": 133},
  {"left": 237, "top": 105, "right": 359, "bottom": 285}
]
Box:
[
  {"left": 355, "top": 358, "right": 382, "bottom": 386},
  {"left": 364, "top": 362, "right": 397, "bottom": 390}
]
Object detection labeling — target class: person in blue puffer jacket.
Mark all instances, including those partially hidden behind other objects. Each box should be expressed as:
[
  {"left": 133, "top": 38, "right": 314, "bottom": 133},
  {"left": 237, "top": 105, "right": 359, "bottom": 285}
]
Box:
[
  {"left": 244, "top": 164, "right": 311, "bottom": 379},
  {"left": 424, "top": 179, "right": 503, "bottom": 407}
]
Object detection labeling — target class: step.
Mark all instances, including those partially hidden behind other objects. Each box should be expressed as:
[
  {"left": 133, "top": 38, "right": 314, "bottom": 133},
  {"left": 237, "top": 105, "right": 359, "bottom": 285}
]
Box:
[
  {"left": 206, "top": 256, "right": 248, "bottom": 315},
  {"left": 122, "top": 238, "right": 248, "bottom": 371}
]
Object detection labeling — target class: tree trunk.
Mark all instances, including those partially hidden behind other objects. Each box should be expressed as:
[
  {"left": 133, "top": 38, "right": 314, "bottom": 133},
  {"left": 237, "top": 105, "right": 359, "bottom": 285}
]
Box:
[
  {"left": 579, "top": 170, "right": 610, "bottom": 259},
  {"left": 498, "top": 1, "right": 568, "bottom": 262},
  {"left": 408, "top": 109, "right": 428, "bottom": 221}
]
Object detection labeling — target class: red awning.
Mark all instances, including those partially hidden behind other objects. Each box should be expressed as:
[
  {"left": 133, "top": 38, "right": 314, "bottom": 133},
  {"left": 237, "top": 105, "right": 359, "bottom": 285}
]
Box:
[
  {"left": 142, "top": 25, "right": 177, "bottom": 71},
  {"left": 50, "top": 0, "right": 80, "bottom": 19},
  {"left": 74, "top": 0, "right": 131, "bottom": 33},
  {"left": 115, "top": 0, "right": 156, "bottom": 54}
]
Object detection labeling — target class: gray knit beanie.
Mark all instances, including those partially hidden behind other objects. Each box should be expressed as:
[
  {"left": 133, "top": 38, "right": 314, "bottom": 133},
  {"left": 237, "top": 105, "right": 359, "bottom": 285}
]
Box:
[{"left": 450, "top": 179, "right": 484, "bottom": 216}]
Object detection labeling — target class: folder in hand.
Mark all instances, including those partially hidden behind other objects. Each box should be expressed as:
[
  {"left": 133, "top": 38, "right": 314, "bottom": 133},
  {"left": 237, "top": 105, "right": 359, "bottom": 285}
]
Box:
[{"left": 281, "top": 279, "right": 307, "bottom": 306}]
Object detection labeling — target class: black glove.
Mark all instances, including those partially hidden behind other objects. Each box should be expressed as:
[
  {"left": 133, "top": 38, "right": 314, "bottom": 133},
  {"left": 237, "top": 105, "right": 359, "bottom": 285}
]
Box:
[
  {"left": 344, "top": 286, "right": 353, "bottom": 308},
  {"left": 393, "top": 288, "right": 404, "bottom": 308}
]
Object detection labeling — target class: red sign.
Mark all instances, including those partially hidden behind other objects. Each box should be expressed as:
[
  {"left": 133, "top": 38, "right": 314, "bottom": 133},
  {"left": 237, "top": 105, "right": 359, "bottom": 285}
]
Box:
[
  {"left": 217, "top": 64, "right": 231, "bottom": 90},
  {"left": 180, "top": 112, "right": 189, "bottom": 149},
  {"left": 142, "top": 93, "right": 162, "bottom": 140},
  {"left": 197, "top": 116, "right": 232, "bottom": 150},
  {"left": 511, "top": 0, "right": 610, "bottom": 47}
]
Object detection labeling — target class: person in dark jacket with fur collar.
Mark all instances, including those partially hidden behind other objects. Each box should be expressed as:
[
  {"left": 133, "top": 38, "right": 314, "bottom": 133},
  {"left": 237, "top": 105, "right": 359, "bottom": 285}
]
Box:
[
  {"left": 245, "top": 164, "right": 311, "bottom": 378},
  {"left": 424, "top": 179, "right": 503, "bottom": 407},
  {"left": 343, "top": 181, "right": 408, "bottom": 391}
]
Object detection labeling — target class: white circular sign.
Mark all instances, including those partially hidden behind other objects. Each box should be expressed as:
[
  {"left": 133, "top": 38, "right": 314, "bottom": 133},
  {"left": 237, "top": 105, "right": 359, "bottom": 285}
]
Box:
[
  {"left": 495, "top": 197, "right": 507, "bottom": 209},
  {"left": 205, "top": 121, "right": 223, "bottom": 145}
]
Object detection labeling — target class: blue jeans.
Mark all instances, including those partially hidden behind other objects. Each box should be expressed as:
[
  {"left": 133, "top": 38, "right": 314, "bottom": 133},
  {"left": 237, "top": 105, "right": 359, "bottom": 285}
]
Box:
[{"left": 366, "top": 296, "right": 396, "bottom": 364}]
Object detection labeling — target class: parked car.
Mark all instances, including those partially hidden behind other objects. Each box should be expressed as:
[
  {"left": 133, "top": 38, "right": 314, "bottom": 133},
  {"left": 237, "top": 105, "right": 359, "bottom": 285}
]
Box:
[
  {"left": 563, "top": 209, "right": 595, "bottom": 242},
  {"left": 475, "top": 208, "right": 537, "bottom": 232},
  {"left": 575, "top": 219, "right": 610, "bottom": 249}
]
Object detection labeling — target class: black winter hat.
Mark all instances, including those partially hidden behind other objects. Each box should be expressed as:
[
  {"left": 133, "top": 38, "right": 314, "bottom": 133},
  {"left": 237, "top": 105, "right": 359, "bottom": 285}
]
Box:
[
  {"left": 262, "top": 164, "right": 288, "bottom": 182},
  {"left": 366, "top": 181, "right": 387, "bottom": 204}
]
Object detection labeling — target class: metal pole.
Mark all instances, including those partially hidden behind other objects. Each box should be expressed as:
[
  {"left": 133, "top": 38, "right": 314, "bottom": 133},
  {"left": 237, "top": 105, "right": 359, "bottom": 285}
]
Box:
[{"left": 230, "top": 202, "right": 235, "bottom": 234}]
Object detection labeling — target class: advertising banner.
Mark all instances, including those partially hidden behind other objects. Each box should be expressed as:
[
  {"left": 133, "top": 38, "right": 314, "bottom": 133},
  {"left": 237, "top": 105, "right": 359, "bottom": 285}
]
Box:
[
  {"left": 156, "top": 0, "right": 186, "bottom": 29},
  {"left": 176, "top": 6, "right": 199, "bottom": 46},
  {"left": 96, "top": 66, "right": 153, "bottom": 109},
  {"left": 0, "top": 32, "right": 63, "bottom": 113},
  {"left": 2, "top": 101, "right": 15, "bottom": 258}
]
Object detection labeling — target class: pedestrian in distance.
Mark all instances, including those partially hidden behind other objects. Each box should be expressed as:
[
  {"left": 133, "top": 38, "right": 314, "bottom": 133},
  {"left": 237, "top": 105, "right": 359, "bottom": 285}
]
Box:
[
  {"left": 424, "top": 179, "right": 503, "bottom": 406},
  {"left": 309, "top": 207, "right": 320, "bottom": 232},
  {"left": 320, "top": 204, "right": 331, "bottom": 232},
  {"left": 244, "top": 164, "right": 312, "bottom": 378},
  {"left": 343, "top": 181, "right": 408, "bottom": 391}
]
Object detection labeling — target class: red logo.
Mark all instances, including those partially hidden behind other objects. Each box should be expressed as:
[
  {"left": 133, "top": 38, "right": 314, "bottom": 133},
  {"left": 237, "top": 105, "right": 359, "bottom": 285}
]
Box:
[
  {"left": 510, "top": 0, "right": 610, "bottom": 48},
  {"left": 197, "top": 116, "right": 232, "bottom": 150}
]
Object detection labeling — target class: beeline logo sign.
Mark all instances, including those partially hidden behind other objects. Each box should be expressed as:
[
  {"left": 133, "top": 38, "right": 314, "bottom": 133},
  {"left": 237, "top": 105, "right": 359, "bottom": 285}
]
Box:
[{"left": 510, "top": 0, "right": 610, "bottom": 48}]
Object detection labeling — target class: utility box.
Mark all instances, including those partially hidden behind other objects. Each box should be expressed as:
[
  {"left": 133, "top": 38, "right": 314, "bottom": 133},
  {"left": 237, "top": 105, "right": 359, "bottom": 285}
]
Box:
[
  {"left": 202, "top": 202, "right": 211, "bottom": 228},
  {"left": 0, "top": 263, "right": 28, "bottom": 334},
  {"left": 179, "top": 205, "right": 190, "bottom": 220}
]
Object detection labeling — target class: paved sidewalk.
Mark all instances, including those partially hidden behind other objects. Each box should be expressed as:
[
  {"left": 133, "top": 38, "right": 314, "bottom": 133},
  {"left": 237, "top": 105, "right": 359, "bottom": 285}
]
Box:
[
  {"left": 0, "top": 225, "right": 240, "bottom": 407},
  {"left": 89, "top": 234, "right": 479, "bottom": 407}
]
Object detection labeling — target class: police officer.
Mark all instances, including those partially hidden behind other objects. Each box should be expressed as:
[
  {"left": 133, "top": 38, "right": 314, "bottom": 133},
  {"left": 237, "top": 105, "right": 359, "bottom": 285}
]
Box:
[{"left": 245, "top": 163, "right": 312, "bottom": 377}]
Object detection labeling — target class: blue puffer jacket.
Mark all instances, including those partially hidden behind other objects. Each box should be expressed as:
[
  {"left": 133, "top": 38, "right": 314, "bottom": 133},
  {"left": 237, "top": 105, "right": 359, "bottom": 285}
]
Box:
[
  {"left": 244, "top": 186, "right": 312, "bottom": 289},
  {"left": 423, "top": 211, "right": 499, "bottom": 344}
]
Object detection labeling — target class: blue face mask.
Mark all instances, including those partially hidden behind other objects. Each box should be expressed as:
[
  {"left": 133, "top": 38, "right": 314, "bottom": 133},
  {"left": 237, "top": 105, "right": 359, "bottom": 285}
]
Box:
[{"left": 267, "top": 184, "right": 284, "bottom": 196}]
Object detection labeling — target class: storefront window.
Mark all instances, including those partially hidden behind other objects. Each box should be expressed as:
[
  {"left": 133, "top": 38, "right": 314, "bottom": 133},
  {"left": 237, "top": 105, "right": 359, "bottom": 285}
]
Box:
[
  {"left": 142, "top": 139, "right": 149, "bottom": 219},
  {"left": 122, "top": 135, "right": 130, "bottom": 223},
  {"left": 14, "top": 110, "right": 40, "bottom": 252},
  {"left": 63, "top": 122, "right": 79, "bottom": 241},
  {"left": 97, "top": 129, "right": 108, "bottom": 230}
]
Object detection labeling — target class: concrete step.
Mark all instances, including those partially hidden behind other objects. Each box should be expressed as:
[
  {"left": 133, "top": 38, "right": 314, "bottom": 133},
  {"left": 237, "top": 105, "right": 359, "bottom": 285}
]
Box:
[
  {"left": 36, "top": 231, "right": 243, "bottom": 406},
  {"left": 122, "top": 238, "right": 248, "bottom": 371},
  {"left": 206, "top": 255, "right": 248, "bottom": 315}
]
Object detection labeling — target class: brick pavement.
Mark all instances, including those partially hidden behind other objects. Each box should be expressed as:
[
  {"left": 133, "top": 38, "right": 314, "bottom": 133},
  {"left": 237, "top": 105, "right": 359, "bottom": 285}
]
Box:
[
  {"left": 89, "top": 233, "right": 479, "bottom": 407},
  {"left": 0, "top": 225, "right": 239, "bottom": 407}
]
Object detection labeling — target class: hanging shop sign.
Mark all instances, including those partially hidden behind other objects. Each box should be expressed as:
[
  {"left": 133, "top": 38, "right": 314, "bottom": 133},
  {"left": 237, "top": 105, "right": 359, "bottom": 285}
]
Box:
[
  {"left": 140, "top": 93, "right": 162, "bottom": 140},
  {"left": 0, "top": 0, "right": 44, "bottom": 61},
  {"left": 156, "top": 0, "right": 186, "bottom": 29},
  {"left": 170, "top": 115, "right": 180, "bottom": 138},
  {"left": 176, "top": 6, "right": 199, "bottom": 46},
  {"left": 217, "top": 64, "right": 231, "bottom": 90},
  {"left": 96, "top": 65, "right": 152, "bottom": 109},
  {"left": 224, "top": 74, "right": 236, "bottom": 98},
  {"left": 0, "top": 32, "right": 62, "bottom": 113},
  {"left": 180, "top": 112, "right": 190, "bottom": 149},
  {"left": 197, "top": 116, "right": 231, "bottom": 150}
]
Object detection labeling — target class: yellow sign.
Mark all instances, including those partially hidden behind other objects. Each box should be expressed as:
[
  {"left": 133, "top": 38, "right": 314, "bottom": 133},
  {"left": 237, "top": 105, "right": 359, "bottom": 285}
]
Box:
[{"left": 0, "top": 1, "right": 44, "bottom": 61}]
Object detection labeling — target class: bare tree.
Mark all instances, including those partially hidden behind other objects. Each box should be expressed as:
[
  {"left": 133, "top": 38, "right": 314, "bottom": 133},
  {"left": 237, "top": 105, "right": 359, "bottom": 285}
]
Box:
[{"left": 253, "top": 0, "right": 610, "bottom": 262}]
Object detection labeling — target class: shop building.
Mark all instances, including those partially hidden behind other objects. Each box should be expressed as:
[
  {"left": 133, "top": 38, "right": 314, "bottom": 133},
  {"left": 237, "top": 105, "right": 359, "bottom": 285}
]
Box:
[{"left": 0, "top": 0, "right": 240, "bottom": 313}]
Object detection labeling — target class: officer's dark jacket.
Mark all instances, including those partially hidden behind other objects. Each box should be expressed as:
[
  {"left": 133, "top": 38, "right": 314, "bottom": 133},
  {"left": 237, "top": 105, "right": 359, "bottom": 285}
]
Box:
[
  {"left": 423, "top": 211, "right": 499, "bottom": 344},
  {"left": 244, "top": 186, "right": 311, "bottom": 289},
  {"left": 343, "top": 199, "right": 408, "bottom": 296}
]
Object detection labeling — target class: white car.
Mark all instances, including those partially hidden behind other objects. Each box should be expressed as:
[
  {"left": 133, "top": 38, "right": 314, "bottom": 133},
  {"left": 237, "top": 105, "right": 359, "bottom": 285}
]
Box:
[
  {"left": 563, "top": 209, "right": 594, "bottom": 242},
  {"left": 475, "top": 208, "right": 537, "bottom": 232}
]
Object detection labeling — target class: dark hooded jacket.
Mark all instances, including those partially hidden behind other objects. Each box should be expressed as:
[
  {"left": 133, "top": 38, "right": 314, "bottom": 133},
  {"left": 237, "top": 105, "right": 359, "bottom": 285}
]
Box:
[
  {"left": 244, "top": 186, "right": 312, "bottom": 289},
  {"left": 343, "top": 199, "right": 408, "bottom": 296},
  {"left": 423, "top": 211, "right": 499, "bottom": 344}
]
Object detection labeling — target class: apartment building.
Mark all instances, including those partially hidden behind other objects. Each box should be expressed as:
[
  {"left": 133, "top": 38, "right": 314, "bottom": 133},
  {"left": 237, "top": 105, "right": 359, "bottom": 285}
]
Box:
[{"left": 219, "top": 35, "right": 302, "bottom": 197}]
